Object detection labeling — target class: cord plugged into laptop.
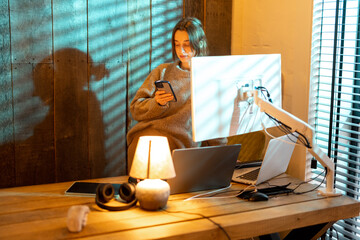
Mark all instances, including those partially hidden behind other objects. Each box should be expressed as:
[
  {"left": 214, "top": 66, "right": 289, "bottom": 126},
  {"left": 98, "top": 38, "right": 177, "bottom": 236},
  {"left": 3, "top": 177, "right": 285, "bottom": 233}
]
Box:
[{"left": 235, "top": 161, "right": 262, "bottom": 169}]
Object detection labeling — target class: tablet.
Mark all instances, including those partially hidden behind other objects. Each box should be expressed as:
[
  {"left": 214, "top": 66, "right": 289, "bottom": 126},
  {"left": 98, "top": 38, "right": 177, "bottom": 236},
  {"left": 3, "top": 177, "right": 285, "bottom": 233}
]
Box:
[{"left": 65, "top": 182, "right": 121, "bottom": 197}]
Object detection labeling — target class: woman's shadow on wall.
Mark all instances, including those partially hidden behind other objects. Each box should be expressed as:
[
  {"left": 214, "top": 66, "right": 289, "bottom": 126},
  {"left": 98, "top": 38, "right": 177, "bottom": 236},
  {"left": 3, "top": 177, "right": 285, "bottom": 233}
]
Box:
[{"left": 7, "top": 48, "right": 109, "bottom": 187}]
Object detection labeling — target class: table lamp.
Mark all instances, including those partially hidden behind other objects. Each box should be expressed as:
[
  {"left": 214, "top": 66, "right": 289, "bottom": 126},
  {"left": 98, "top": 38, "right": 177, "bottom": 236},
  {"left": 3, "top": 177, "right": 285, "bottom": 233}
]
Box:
[{"left": 129, "top": 136, "right": 176, "bottom": 210}]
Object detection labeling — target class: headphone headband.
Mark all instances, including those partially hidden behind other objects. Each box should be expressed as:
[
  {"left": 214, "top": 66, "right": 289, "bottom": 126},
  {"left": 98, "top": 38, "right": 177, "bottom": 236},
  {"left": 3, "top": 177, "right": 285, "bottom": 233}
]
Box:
[{"left": 95, "top": 183, "right": 137, "bottom": 211}]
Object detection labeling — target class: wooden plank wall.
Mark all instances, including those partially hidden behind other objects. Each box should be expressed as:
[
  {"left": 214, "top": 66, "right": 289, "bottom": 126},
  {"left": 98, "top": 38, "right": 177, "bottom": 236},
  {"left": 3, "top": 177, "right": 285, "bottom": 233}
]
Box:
[
  {"left": 0, "top": 0, "right": 230, "bottom": 188},
  {"left": 184, "top": 0, "right": 232, "bottom": 56}
]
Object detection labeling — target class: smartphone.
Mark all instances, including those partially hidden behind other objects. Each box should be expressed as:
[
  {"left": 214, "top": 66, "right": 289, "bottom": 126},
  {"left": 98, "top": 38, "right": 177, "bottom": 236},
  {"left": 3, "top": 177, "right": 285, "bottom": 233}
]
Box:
[
  {"left": 154, "top": 80, "right": 177, "bottom": 102},
  {"left": 65, "top": 182, "right": 121, "bottom": 197}
]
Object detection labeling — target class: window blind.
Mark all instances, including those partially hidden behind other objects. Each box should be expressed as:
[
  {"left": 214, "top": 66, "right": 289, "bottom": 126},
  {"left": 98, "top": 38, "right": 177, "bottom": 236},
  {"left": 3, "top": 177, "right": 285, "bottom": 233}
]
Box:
[{"left": 309, "top": 0, "right": 360, "bottom": 239}]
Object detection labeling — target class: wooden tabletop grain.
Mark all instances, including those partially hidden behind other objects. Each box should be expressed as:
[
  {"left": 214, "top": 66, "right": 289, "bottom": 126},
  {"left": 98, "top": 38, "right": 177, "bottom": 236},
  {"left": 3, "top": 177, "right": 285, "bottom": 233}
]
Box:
[{"left": 0, "top": 174, "right": 359, "bottom": 240}]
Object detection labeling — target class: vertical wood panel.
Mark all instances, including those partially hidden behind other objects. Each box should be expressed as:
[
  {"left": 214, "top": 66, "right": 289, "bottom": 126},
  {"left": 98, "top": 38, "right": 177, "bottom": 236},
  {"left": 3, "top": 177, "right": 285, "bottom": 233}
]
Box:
[
  {"left": 184, "top": 0, "right": 204, "bottom": 24},
  {"left": 9, "top": 0, "right": 52, "bottom": 63},
  {"left": 13, "top": 63, "right": 55, "bottom": 186},
  {"left": 53, "top": 0, "right": 89, "bottom": 181},
  {"left": 205, "top": 0, "right": 232, "bottom": 56},
  {"left": 53, "top": 48, "right": 90, "bottom": 182},
  {"left": 53, "top": 1, "right": 87, "bottom": 53},
  {"left": 10, "top": 0, "right": 54, "bottom": 186},
  {"left": 0, "top": 0, "right": 15, "bottom": 187},
  {"left": 88, "top": 0, "right": 128, "bottom": 176},
  {"left": 87, "top": 62, "right": 106, "bottom": 177},
  {"left": 0, "top": 0, "right": 186, "bottom": 187},
  {"left": 127, "top": 0, "right": 151, "bottom": 97},
  {"left": 126, "top": 0, "right": 151, "bottom": 142},
  {"left": 88, "top": 0, "right": 126, "bottom": 63},
  {"left": 93, "top": 62, "right": 128, "bottom": 176},
  {"left": 151, "top": 0, "right": 182, "bottom": 68}
]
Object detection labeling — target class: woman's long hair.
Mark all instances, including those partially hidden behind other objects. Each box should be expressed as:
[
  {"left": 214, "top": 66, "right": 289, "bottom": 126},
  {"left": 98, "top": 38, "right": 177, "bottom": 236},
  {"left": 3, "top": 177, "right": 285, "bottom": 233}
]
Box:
[{"left": 171, "top": 17, "right": 208, "bottom": 61}]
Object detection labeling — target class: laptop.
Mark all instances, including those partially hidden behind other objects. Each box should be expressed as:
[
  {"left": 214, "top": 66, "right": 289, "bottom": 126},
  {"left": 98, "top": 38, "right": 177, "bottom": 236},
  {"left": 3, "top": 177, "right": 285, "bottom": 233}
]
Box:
[
  {"left": 232, "top": 133, "right": 298, "bottom": 185},
  {"left": 167, "top": 144, "right": 242, "bottom": 195}
]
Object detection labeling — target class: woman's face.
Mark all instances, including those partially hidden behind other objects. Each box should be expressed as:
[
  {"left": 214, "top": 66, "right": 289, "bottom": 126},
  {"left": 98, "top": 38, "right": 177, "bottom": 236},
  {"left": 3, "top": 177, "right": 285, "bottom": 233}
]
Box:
[{"left": 174, "top": 30, "right": 195, "bottom": 70}]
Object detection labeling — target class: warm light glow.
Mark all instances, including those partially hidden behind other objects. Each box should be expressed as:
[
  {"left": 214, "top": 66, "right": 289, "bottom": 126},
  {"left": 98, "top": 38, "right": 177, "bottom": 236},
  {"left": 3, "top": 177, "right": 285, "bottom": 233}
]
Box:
[
  {"left": 129, "top": 136, "right": 176, "bottom": 180},
  {"left": 135, "top": 179, "right": 170, "bottom": 210}
]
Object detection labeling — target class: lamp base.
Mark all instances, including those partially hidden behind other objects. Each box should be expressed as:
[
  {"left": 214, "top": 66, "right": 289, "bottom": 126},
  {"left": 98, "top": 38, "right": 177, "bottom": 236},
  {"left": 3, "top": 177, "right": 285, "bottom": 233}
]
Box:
[
  {"left": 317, "top": 188, "right": 342, "bottom": 197},
  {"left": 135, "top": 179, "right": 170, "bottom": 211}
]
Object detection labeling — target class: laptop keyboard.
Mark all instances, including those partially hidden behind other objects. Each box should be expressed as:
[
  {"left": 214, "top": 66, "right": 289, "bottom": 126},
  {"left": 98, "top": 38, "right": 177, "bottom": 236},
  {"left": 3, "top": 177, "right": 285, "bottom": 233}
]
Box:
[{"left": 237, "top": 168, "right": 260, "bottom": 181}]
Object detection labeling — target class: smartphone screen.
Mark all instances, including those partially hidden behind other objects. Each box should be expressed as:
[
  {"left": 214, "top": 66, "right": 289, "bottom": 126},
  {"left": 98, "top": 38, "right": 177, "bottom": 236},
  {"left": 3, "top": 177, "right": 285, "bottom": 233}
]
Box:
[
  {"left": 155, "top": 80, "right": 177, "bottom": 102},
  {"left": 65, "top": 182, "right": 121, "bottom": 196}
]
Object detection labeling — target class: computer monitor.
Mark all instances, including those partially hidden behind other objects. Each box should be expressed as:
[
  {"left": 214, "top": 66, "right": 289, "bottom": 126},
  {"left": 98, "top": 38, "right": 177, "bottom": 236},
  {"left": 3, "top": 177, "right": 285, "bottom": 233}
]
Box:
[{"left": 190, "top": 54, "right": 282, "bottom": 142}]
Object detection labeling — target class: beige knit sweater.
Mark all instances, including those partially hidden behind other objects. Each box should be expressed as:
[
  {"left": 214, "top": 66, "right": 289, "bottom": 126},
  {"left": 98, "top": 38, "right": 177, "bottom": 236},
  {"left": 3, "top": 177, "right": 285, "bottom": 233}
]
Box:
[{"left": 127, "top": 61, "right": 227, "bottom": 160}]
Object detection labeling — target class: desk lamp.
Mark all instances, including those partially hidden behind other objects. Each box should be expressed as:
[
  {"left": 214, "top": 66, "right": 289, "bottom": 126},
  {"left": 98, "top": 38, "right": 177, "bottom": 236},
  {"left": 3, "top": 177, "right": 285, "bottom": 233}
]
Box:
[{"left": 129, "top": 136, "right": 176, "bottom": 210}]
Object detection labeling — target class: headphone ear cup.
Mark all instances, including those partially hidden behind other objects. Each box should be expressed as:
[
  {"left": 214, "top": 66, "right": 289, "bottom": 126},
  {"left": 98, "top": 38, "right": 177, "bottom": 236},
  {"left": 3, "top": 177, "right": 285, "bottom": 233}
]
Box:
[
  {"left": 119, "top": 182, "right": 136, "bottom": 203},
  {"left": 96, "top": 183, "right": 114, "bottom": 203},
  {"left": 95, "top": 183, "right": 137, "bottom": 211}
]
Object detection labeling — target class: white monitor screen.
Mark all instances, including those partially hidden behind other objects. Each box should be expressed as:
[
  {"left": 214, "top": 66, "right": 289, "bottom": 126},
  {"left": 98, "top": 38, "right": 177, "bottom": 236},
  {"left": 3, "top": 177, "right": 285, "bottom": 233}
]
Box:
[{"left": 191, "top": 54, "right": 282, "bottom": 142}]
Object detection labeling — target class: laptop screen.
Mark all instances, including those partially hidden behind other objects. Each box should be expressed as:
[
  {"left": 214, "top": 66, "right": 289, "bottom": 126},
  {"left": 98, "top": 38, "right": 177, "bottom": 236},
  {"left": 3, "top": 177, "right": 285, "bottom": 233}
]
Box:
[{"left": 167, "top": 144, "right": 241, "bottom": 194}]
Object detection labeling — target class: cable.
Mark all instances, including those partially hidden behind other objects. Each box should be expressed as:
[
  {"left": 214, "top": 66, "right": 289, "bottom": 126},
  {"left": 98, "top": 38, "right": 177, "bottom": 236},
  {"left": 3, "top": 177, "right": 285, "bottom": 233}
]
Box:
[
  {"left": 259, "top": 170, "right": 326, "bottom": 196},
  {"left": 263, "top": 112, "right": 311, "bottom": 148},
  {"left": 292, "top": 168, "right": 327, "bottom": 194},
  {"left": 235, "top": 184, "right": 258, "bottom": 197},
  {"left": 261, "top": 113, "right": 312, "bottom": 152},
  {"left": 184, "top": 185, "right": 232, "bottom": 201},
  {"left": 291, "top": 168, "right": 325, "bottom": 192},
  {"left": 183, "top": 184, "right": 257, "bottom": 201},
  {"left": 329, "top": 224, "right": 340, "bottom": 240},
  {"left": 255, "top": 86, "right": 273, "bottom": 103},
  {"left": 164, "top": 210, "right": 231, "bottom": 240},
  {"left": 263, "top": 124, "right": 299, "bottom": 147},
  {"left": 165, "top": 185, "right": 257, "bottom": 239},
  {"left": 248, "top": 102, "right": 260, "bottom": 132},
  {"left": 262, "top": 181, "right": 291, "bottom": 188},
  {"left": 237, "top": 100, "right": 253, "bottom": 134},
  {"left": 238, "top": 100, "right": 259, "bottom": 134},
  {"left": 255, "top": 86, "right": 312, "bottom": 149},
  {"left": 212, "top": 185, "right": 257, "bottom": 198}
]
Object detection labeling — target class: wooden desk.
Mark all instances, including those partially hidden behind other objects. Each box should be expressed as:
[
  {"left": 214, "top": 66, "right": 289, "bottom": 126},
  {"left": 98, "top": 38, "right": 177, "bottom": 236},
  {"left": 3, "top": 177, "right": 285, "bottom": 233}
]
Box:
[{"left": 0, "top": 174, "right": 359, "bottom": 240}]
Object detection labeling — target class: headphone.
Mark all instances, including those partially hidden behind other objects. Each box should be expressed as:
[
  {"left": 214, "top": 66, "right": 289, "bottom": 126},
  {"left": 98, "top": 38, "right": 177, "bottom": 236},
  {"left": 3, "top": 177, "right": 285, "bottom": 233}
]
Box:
[{"left": 95, "top": 182, "right": 137, "bottom": 211}]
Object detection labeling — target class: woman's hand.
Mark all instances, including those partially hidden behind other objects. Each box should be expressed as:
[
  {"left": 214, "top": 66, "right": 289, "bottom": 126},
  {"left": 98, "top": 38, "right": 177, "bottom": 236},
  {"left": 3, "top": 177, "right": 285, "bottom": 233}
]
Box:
[{"left": 155, "top": 90, "right": 174, "bottom": 106}]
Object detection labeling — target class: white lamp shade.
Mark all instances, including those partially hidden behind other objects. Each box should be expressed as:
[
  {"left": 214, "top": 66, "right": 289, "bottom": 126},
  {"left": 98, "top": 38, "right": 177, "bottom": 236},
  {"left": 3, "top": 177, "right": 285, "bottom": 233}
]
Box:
[{"left": 129, "top": 136, "right": 176, "bottom": 179}]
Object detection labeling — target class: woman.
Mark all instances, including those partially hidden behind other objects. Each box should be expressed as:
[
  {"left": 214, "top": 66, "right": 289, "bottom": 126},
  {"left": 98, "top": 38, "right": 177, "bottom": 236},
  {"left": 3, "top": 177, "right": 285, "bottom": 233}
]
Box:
[{"left": 127, "top": 17, "right": 226, "bottom": 171}]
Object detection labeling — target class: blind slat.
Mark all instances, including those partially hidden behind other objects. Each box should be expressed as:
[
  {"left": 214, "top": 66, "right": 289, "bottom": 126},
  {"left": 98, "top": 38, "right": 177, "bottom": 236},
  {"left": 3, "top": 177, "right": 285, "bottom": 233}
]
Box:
[{"left": 310, "top": 0, "right": 360, "bottom": 238}]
